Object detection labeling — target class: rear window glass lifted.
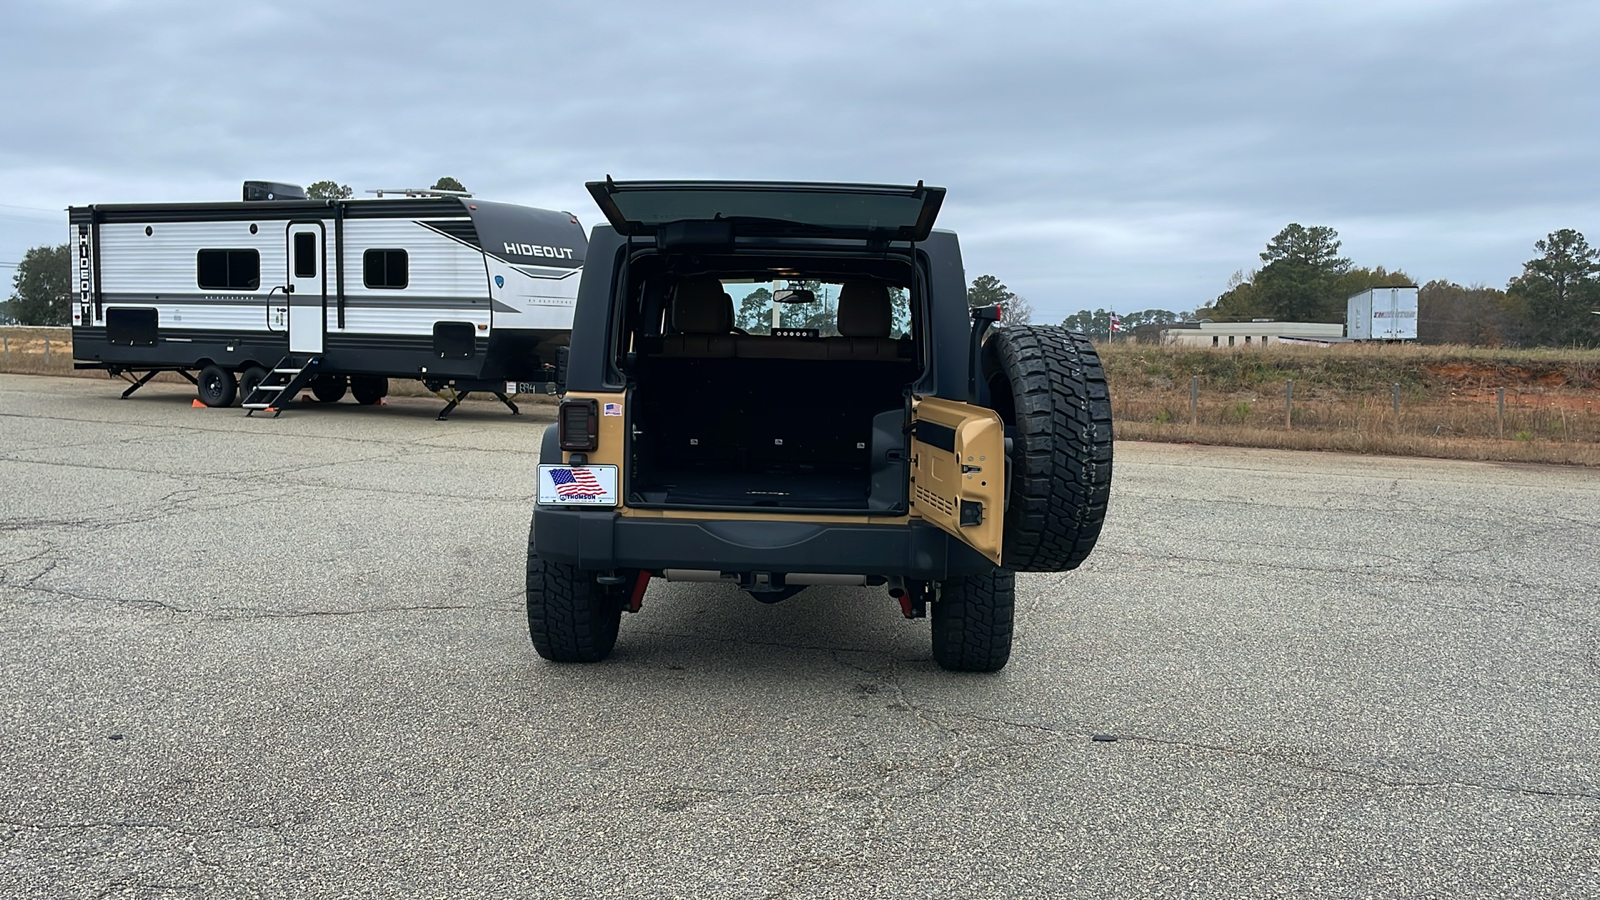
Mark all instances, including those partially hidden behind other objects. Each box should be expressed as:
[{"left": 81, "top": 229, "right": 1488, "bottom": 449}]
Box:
[{"left": 588, "top": 178, "right": 945, "bottom": 242}]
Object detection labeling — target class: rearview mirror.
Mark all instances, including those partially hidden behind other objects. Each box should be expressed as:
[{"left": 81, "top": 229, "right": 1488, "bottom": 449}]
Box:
[{"left": 773, "top": 288, "right": 816, "bottom": 305}]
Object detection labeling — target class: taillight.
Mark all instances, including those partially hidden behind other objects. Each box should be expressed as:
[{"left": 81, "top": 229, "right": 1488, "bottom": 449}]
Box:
[{"left": 558, "top": 399, "right": 598, "bottom": 451}]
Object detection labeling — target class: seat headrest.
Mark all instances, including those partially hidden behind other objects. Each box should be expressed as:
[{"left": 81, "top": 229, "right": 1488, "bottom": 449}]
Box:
[
  {"left": 837, "top": 282, "right": 893, "bottom": 338},
  {"left": 672, "top": 277, "right": 733, "bottom": 334}
]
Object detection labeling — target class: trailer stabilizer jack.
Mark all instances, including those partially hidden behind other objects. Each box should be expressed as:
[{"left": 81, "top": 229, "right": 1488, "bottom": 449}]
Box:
[{"left": 434, "top": 388, "right": 523, "bottom": 421}]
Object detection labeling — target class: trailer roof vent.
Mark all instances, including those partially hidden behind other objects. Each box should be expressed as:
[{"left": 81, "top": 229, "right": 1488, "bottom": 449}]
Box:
[{"left": 243, "top": 181, "right": 307, "bottom": 202}]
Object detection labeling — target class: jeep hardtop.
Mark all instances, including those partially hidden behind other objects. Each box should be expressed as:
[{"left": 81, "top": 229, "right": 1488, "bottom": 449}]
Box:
[{"left": 528, "top": 180, "right": 1112, "bottom": 671}]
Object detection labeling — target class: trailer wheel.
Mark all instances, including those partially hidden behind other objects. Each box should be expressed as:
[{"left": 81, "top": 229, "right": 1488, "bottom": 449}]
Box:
[
  {"left": 526, "top": 525, "right": 621, "bottom": 663},
  {"left": 983, "top": 326, "right": 1113, "bottom": 573},
  {"left": 930, "top": 568, "right": 1015, "bottom": 673},
  {"left": 351, "top": 376, "right": 388, "bottom": 406},
  {"left": 311, "top": 375, "right": 348, "bottom": 404},
  {"left": 239, "top": 366, "right": 269, "bottom": 405},
  {"left": 197, "top": 365, "right": 237, "bottom": 408}
]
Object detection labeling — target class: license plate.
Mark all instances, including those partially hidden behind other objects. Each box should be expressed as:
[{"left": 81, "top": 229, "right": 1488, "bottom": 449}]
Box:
[
  {"left": 537, "top": 464, "right": 619, "bottom": 507},
  {"left": 506, "top": 380, "right": 554, "bottom": 395}
]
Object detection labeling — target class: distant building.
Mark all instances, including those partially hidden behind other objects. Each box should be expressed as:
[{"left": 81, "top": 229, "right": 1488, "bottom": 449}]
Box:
[{"left": 1137, "top": 321, "right": 1346, "bottom": 348}]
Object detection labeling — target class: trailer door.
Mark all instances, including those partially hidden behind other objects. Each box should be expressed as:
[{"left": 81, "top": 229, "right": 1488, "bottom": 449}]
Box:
[{"left": 287, "top": 222, "right": 325, "bottom": 354}]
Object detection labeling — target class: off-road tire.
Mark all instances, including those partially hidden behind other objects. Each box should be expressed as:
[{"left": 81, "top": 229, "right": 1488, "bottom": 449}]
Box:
[
  {"left": 525, "top": 521, "right": 621, "bottom": 663},
  {"left": 350, "top": 376, "right": 388, "bottom": 406},
  {"left": 197, "top": 364, "right": 237, "bottom": 408},
  {"left": 311, "top": 375, "right": 348, "bottom": 404},
  {"left": 931, "top": 568, "right": 1015, "bottom": 672},
  {"left": 983, "top": 326, "right": 1113, "bottom": 572}
]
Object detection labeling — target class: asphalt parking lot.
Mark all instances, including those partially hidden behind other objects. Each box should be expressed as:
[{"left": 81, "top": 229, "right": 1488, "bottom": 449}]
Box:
[{"left": 2, "top": 373, "right": 1597, "bottom": 898}]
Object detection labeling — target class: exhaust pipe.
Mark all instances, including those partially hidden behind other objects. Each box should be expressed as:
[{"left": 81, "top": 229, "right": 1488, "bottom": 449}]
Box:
[
  {"left": 662, "top": 569, "right": 736, "bottom": 583},
  {"left": 787, "top": 573, "right": 868, "bottom": 586}
]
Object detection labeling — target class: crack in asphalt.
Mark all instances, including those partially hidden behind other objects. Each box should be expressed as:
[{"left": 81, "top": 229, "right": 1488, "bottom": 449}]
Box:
[
  {"left": 0, "top": 817, "right": 289, "bottom": 836},
  {"left": 1115, "top": 732, "right": 1600, "bottom": 802},
  {"left": 897, "top": 706, "right": 1600, "bottom": 805},
  {"left": 204, "top": 604, "right": 481, "bottom": 621},
  {"left": 0, "top": 483, "right": 271, "bottom": 536},
  {"left": 9, "top": 579, "right": 193, "bottom": 615},
  {"left": 1, "top": 580, "right": 499, "bottom": 622}
]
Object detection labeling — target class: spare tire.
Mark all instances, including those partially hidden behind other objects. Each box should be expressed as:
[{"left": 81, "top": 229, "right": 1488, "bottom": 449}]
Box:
[{"left": 982, "top": 326, "right": 1113, "bottom": 573}]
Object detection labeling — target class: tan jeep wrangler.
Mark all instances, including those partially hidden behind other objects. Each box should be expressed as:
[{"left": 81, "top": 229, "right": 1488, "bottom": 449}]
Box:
[{"left": 529, "top": 180, "right": 1111, "bottom": 672}]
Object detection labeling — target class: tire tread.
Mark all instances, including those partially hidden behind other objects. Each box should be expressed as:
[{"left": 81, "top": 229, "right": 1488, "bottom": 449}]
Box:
[
  {"left": 931, "top": 568, "right": 1015, "bottom": 672},
  {"left": 525, "top": 518, "right": 620, "bottom": 663},
  {"left": 987, "top": 326, "right": 1114, "bottom": 572}
]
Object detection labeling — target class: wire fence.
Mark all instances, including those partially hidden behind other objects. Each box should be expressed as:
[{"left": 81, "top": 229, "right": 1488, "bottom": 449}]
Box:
[
  {"left": 0, "top": 327, "right": 72, "bottom": 376},
  {"left": 1114, "top": 374, "right": 1600, "bottom": 445}
]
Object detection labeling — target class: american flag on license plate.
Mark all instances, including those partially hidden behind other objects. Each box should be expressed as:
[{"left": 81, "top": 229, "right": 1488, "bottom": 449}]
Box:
[{"left": 549, "top": 467, "right": 603, "bottom": 498}]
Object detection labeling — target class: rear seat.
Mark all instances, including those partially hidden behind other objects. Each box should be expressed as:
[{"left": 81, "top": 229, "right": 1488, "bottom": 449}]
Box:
[
  {"left": 657, "top": 277, "right": 737, "bottom": 358},
  {"left": 823, "top": 282, "right": 906, "bottom": 361}
]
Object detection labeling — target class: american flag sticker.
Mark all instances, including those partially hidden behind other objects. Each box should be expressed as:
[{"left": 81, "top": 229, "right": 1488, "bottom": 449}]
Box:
[
  {"left": 538, "top": 464, "right": 618, "bottom": 506},
  {"left": 603, "top": 402, "right": 622, "bottom": 416}
]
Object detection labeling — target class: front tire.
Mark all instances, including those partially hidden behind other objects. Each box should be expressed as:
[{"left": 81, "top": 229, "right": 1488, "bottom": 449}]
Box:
[
  {"left": 526, "top": 520, "right": 621, "bottom": 662},
  {"left": 197, "top": 364, "right": 237, "bottom": 408},
  {"left": 931, "top": 568, "right": 1015, "bottom": 673}
]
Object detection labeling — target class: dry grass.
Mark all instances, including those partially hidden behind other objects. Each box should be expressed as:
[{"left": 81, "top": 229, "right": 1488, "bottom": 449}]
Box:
[
  {"left": 0, "top": 326, "right": 77, "bottom": 376},
  {"left": 1101, "top": 341, "right": 1600, "bottom": 466}
]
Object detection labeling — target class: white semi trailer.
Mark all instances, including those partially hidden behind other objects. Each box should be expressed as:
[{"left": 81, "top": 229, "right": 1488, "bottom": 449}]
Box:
[{"left": 1347, "top": 286, "right": 1418, "bottom": 341}]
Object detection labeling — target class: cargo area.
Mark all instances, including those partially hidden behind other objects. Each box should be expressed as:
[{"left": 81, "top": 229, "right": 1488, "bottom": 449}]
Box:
[{"left": 624, "top": 276, "right": 920, "bottom": 513}]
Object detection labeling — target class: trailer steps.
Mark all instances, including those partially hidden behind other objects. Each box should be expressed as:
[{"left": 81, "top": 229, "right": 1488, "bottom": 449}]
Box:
[{"left": 242, "top": 355, "right": 322, "bottom": 417}]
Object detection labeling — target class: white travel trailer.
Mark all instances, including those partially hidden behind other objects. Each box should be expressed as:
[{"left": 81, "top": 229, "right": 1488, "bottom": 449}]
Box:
[
  {"left": 1346, "top": 286, "right": 1419, "bottom": 341},
  {"left": 69, "top": 182, "right": 585, "bottom": 416}
]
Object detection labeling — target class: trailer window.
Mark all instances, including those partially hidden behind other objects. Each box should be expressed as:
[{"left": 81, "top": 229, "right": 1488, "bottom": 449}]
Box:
[
  {"left": 293, "top": 232, "right": 317, "bottom": 278},
  {"left": 363, "top": 249, "right": 408, "bottom": 289},
  {"left": 196, "top": 249, "right": 261, "bottom": 291}
]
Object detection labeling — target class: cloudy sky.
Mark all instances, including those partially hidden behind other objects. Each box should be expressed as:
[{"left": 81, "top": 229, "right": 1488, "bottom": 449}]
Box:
[{"left": 2, "top": 0, "right": 1596, "bottom": 322}]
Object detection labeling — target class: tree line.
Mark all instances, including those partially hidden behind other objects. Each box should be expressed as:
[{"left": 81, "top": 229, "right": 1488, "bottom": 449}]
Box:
[
  {"left": 1193, "top": 223, "right": 1600, "bottom": 348},
  {"left": 1025, "top": 223, "right": 1600, "bottom": 347}
]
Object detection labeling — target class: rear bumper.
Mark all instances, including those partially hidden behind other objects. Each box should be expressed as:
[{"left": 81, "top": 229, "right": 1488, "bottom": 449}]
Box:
[{"left": 532, "top": 508, "right": 994, "bottom": 581}]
